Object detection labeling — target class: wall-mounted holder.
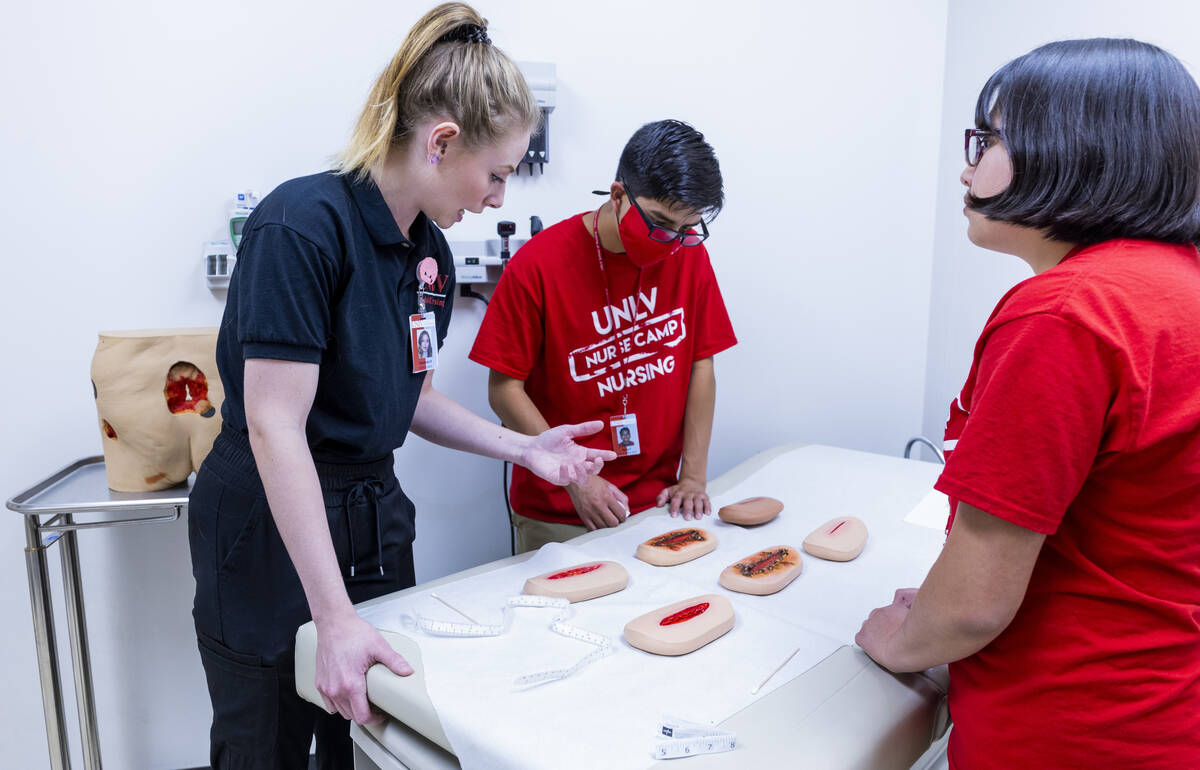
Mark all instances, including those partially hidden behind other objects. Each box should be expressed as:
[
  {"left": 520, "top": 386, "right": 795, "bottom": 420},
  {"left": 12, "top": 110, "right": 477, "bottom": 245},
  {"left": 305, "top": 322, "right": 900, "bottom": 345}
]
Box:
[
  {"left": 517, "top": 62, "right": 555, "bottom": 175},
  {"left": 449, "top": 237, "right": 530, "bottom": 284},
  {"left": 204, "top": 240, "right": 236, "bottom": 290}
]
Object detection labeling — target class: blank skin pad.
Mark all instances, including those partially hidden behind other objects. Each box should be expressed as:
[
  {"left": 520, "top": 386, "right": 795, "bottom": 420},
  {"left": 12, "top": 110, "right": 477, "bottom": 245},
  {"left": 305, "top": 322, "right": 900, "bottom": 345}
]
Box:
[
  {"left": 635, "top": 528, "right": 718, "bottom": 566},
  {"left": 522, "top": 561, "right": 629, "bottom": 602},
  {"left": 718, "top": 546, "right": 803, "bottom": 595},
  {"left": 624, "top": 594, "right": 735, "bottom": 656},
  {"left": 802, "top": 517, "right": 868, "bottom": 561},
  {"left": 717, "top": 496, "right": 784, "bottom": 526}
]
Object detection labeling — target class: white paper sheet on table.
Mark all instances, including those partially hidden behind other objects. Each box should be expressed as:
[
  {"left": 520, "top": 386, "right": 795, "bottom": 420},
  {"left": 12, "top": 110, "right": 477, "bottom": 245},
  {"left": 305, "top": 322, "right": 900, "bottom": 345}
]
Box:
[
  {"left": 357, "top": 445, "right": 946, "bottom": 770},
  {"left": 360, "top": 542, "right": 835, "bottom": 770},
  {"left": 904, "top": 489, "right": 952, "bottom": 531}
]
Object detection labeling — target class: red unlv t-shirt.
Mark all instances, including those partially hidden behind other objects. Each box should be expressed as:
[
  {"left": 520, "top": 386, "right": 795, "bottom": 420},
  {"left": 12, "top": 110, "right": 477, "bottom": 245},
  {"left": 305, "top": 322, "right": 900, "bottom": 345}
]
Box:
[
  {"left": 470, "top": 213, "right": 737, "bottom": 523},
  {"left": 936, "top": 239, "right": 1200, "bottom": 768}
]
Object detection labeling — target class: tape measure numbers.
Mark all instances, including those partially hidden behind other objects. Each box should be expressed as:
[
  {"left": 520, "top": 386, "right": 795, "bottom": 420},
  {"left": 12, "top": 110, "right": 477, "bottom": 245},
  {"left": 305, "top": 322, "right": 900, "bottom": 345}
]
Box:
[{"left": 653, "top": 716, "right": 737, "bottom": 760}]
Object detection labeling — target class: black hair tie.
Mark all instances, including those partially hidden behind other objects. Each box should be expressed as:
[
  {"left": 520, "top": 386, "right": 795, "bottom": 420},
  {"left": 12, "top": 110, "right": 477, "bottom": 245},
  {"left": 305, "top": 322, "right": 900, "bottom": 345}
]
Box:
[{"left": 438, "top": 23, "right": 491, "bottom": 46}]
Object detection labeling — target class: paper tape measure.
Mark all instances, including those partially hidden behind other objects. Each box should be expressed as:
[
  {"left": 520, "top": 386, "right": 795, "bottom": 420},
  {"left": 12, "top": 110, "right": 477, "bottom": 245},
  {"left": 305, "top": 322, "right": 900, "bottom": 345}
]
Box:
[
  {"left": 396, "top": 595, "right": 613, "bottom": 690},
  {"left": 653, "top": 716, "right": 737, "bottom": 760}
]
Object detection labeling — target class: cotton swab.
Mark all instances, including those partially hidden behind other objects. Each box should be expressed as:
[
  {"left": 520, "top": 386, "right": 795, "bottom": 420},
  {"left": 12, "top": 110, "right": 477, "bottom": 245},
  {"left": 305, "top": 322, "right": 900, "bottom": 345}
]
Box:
[
  {"left": 751, "top": 646, "right": 802, "bottom": 694},
  {"left": 430, "top": 593, "right": 479, "bottom": 625}
]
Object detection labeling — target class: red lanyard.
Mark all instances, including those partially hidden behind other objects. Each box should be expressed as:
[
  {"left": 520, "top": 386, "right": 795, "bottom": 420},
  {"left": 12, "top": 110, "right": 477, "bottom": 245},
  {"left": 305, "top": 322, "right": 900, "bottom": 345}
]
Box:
[
  {"left": 591, "top": 205, "right": 645, "bottom": 318},
  {"left": 591, "top": 205, "right": 643, "bottom": 414}
]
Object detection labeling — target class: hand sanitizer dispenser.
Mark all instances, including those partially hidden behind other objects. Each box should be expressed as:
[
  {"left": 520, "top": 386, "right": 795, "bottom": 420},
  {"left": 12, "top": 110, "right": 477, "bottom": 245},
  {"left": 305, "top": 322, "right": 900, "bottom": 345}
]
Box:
[{"left": 229, "top": 190, "right": 259, "bottom": 251}]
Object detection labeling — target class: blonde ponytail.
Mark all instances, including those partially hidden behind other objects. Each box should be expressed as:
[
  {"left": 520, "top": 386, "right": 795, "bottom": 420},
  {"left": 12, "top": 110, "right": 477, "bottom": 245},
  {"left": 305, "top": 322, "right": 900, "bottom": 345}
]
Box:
[{"left": 335, "top": 2, "right": 538, "bottom": 180}]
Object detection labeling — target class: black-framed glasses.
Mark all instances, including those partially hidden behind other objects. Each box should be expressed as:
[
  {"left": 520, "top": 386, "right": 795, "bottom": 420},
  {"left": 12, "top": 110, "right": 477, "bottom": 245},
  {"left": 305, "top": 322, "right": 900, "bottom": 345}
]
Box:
[
  {"left": 623, "top": 182, "right": 709, "bottom": 246},
  {"left": 964, "top": 128, "right": 1001, "bottom": 167}
]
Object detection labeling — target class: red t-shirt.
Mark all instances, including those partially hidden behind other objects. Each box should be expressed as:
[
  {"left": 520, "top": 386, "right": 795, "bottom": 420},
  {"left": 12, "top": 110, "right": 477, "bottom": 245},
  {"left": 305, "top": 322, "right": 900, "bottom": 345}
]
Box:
[
  {"left": 469, "top": 213, "right": 737, "bottom": 524},
  {"left": 936, "top": 239, "right": 1200, "bottom": 768}
]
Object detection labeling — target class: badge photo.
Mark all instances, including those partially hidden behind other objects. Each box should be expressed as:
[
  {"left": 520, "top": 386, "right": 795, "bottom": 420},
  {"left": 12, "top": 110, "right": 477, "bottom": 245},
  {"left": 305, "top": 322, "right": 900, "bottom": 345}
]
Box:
[
  {"left": 609, "top": 414, "right": 640, "bottom": 457},
  {"left": 410, "top": 312, "right": 438, "bottom": 373}
]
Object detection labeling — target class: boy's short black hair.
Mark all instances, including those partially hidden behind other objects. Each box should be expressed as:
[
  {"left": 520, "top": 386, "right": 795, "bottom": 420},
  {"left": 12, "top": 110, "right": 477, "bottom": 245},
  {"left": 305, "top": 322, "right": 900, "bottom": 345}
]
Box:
[
  {"left": 969, "top": 38, "right": 1200, "bottom": 245},
  {"left": 616, "top": 120, "right": 724, "bottom": 220}
]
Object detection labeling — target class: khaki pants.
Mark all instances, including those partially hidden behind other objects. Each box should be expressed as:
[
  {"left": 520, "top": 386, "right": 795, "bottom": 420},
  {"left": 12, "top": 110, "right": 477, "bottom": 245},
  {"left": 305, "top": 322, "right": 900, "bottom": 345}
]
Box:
[{"left": 511, "top": 513, "right": 588, "bottom": 554}]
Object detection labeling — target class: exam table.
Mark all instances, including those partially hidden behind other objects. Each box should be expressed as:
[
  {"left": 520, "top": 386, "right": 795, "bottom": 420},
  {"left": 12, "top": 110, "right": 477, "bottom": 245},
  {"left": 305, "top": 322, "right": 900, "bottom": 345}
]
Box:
[{"left": 296, "top": 444, "right": 952, "bottom": 769}]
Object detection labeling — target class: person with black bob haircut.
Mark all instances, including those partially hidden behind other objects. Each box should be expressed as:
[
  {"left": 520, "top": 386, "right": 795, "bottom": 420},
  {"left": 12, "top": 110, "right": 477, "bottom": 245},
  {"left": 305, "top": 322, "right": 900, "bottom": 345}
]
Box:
[
  {"left": 967, "top": 37, "right": 1200, "bottom": 246},
  {"left": 471, "top": 120, "right": 738, "bottom": 551},
  {"left": 856, "top": 38, "right": 1200, "bottom": 768}
]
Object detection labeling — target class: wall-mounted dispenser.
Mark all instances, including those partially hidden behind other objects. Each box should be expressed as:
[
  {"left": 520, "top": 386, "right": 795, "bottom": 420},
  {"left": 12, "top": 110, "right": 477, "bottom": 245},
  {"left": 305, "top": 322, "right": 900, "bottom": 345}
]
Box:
[
  {"left": 517, "top": 62, "right": 555, "bottom": 174},
  {"left": 229, "top": 190, "right": 258, "bottom": 250},
  {"left": 204, "top": 240, "right": 236, "bottom": 289},
  {"left": 206, "top": 190, "right": 257, "bottom": 291}
]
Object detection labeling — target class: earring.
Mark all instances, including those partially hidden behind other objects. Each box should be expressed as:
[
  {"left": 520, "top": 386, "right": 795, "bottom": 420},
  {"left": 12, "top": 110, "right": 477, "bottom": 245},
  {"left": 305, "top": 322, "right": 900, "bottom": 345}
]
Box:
[{"left": 429, "top": 153, "right": 441, "bottom": 165}]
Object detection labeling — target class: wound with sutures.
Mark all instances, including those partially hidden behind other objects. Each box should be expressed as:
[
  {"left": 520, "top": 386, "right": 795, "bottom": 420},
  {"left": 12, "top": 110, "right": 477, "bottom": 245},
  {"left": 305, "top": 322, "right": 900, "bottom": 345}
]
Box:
[
  {"left": 660, "top": 602, "right": 710, "bottom": 626},
  {"left": 547, "top": 564, "right": 604, "bottom": 580},
  {"left": 735, "top": 548, "right": 794, "bottom": 578},
  {"left": 649, "top": 529, "right": 706, "bottom": 550}
]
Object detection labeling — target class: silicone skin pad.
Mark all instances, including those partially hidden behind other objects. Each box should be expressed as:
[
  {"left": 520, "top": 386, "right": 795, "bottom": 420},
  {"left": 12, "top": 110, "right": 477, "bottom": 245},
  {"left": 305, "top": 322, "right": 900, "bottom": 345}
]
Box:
[
  {"left": 718, "top": 546, "right": 802, "bottom": 595},
  {"left": 717, "top": 496, "right": 784, "bottom": 526},
  {"left": 802, "top": 517, "right": 868, "bottom": 561},
  {"left": 624, "top": 594, "right": 735, "bottom": 656},
  {"left": 522, "top": 561, "right": 629, "bottom": 602},
  {"left": 635, "top": 528, "right": 718, "bottom": 566}
]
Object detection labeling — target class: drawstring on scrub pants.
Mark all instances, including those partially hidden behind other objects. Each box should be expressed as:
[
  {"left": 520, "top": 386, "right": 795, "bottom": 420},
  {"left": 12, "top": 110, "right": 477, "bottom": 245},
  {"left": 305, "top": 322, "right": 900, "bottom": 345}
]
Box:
[{"left": 344, "top": 479, "right": 386, "bottom": 577}]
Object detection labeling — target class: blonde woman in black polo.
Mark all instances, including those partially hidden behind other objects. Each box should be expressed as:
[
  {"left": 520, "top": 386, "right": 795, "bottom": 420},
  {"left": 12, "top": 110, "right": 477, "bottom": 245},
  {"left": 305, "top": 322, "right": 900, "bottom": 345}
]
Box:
[{"left": 188, "top": 5, "right": 614, "bottom": 767}]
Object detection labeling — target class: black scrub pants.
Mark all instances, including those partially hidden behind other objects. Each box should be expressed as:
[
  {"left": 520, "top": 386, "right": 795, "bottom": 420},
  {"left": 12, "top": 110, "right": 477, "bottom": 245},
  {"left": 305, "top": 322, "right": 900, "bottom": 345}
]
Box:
[{"left": 189, "top": 427, "right": 416, "bottom": 770}]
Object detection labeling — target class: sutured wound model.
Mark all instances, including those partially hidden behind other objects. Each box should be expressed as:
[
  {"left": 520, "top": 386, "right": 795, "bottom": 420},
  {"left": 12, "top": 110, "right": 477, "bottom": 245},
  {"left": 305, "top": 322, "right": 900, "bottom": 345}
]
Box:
[
  {"left": 735, "top": 548, "right": 794, "bottom": 578},
  {"left": 649, "top": 529, "right": 706, "bottom": 550}
]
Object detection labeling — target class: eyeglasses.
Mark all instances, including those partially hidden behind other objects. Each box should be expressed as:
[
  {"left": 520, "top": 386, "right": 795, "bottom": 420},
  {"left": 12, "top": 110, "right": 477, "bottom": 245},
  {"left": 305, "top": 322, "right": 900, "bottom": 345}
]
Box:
[
  {"left": 622, "top": 182, "right": 709, "bottom": 246},
  {"left": 964, "top": 128, "right": 1001, "bottom": 167}
]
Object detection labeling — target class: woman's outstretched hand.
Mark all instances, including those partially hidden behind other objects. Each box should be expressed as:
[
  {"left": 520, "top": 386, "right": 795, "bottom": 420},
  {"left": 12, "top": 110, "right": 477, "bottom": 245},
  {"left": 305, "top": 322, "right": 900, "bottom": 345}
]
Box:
[{"left": 522, "top": 420, "right": 616, "bottom": 485}]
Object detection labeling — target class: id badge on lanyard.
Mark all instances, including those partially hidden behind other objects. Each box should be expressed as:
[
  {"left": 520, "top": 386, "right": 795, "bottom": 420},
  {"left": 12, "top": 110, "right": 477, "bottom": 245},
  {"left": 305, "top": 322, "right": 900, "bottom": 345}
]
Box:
[
  {"left": 609, "top": 412, "right": 641, "bottom": 457},
  {"left": 411, "top": 256, "right": 442, "bottom": 374},
  {"left": 592, "top": 207, "right": 646, "bottom": 457},
  {"left": 410, "top": 312, "right": 437, "bottom": 373}
]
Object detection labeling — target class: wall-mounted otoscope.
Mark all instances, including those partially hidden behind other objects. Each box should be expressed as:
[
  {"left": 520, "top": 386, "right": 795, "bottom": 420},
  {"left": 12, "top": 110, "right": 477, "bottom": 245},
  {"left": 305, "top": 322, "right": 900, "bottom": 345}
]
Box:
[
  {"left": 449, "top": 216, "right": 538, "bottom": 290},
  {"left": 497, "top": 221, "right": 517, "bottom": 264}
]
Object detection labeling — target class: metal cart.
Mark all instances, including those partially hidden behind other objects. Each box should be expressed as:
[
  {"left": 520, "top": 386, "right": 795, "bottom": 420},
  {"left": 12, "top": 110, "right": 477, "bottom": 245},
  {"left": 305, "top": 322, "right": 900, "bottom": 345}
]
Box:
[{"left": 7, "top": 457, "right": 190, "bottom": 770}]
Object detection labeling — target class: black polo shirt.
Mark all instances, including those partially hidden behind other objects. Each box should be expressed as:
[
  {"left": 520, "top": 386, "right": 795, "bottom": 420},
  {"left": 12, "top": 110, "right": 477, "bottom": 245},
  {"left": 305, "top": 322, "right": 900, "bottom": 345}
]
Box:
[{"left": 215, "top": 171, "right": 456, "bottom": 463}]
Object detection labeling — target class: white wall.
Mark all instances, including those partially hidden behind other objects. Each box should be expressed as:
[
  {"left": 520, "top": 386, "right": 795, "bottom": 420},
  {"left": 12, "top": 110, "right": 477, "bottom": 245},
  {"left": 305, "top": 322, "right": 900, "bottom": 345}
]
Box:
[
  {"left": 921, "top": 0, "right": 1200, "bottom": 446},
  {"left": 0, "top": 1, "right": 948, "bottom": 767}
]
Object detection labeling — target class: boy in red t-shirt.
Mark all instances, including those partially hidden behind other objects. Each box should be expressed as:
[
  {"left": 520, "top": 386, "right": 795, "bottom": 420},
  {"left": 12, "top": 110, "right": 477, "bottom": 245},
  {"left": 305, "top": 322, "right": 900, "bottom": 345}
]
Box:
[
  {"left": 856, "top": 39, "right": 1200, "bottom": 768},
  {"left": 470, "top": 120, "right": 737, "bottom": 551}
]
